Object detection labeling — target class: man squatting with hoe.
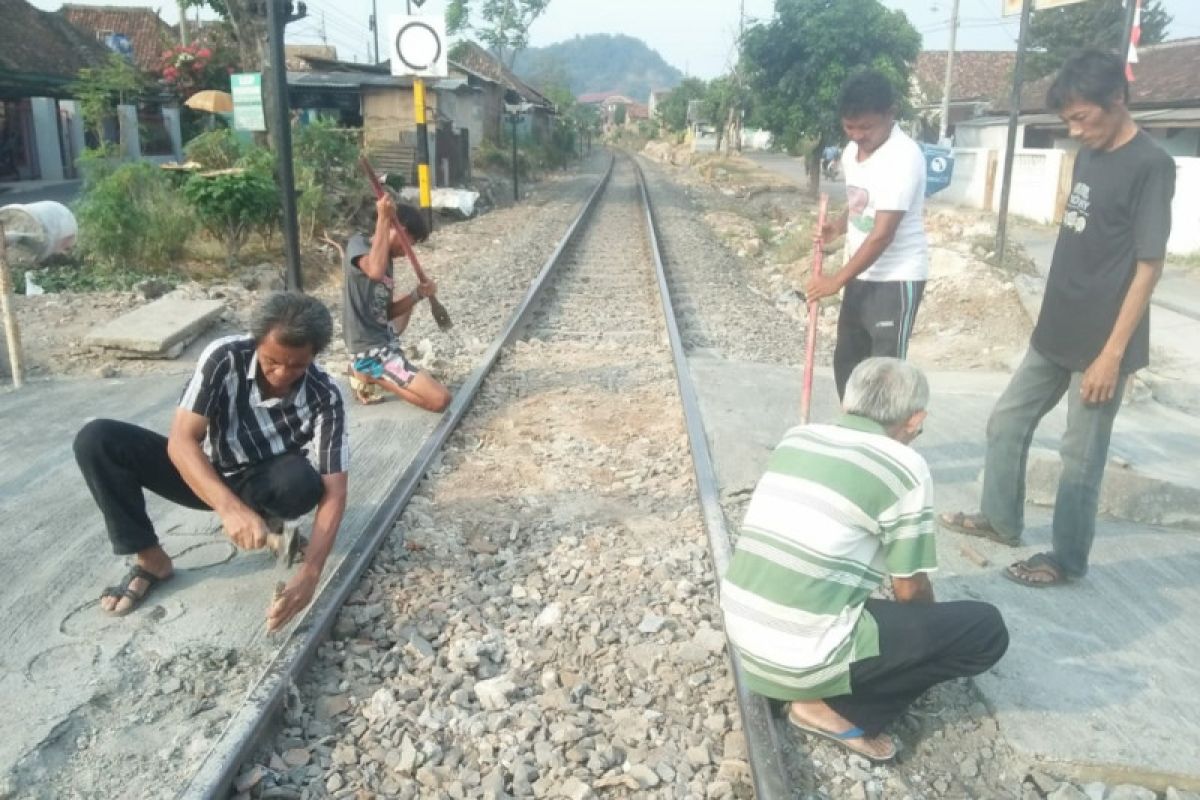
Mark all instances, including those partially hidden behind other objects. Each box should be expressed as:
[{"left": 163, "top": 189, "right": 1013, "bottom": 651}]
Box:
[
  {"left": 942, "top": 50, "right": 1176, "bottom": 587},
  {"left": 74, "top": 293, "right": 349, "bottom": 631},
  {"left": 343, "top": 193, "right": 452, "bottom": 412}
]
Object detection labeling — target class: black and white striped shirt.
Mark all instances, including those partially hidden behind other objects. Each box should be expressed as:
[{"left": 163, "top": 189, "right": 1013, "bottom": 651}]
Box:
[{"left": 179, "top": 335, "right": 349, "bottom": 475}]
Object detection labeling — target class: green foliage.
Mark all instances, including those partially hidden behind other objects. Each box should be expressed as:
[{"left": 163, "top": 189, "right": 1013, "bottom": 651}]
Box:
[
  {"left": 18, "top": 260, "right": 173, "bottom": 294},
  {"left": 74, "top": 162, "right": 195, "bottom": 270},
  {"left": 1026, "top": 0, "right": 1171, "bottom": 80},
  {"left": 72, "top": 54, "right": 148, "bottom": 143},
  {"left": 742, "top": 0, "right": 919, "bottom": 168},
  {"left": 182, "top": 168, "right": 279, "bottom": 267},
  {"left": 184, "top": 128, "right": 244, "bottom": 169},
  {"left": 655, "top": 77, "right": 708, "bottom": 132},
  {"left": 293, "top": 119, "right": 360, "bottom": 239},
  {"left": 76, "top": 144, "right": 122, "bottom": 191},
  {"left": 448, "top": 0, "right": 550, "bottom": 67},
  {"left": 513, "top": 33, "right": 684, "bottom": 102},
  {"left": 612, "top": 104, "right": 627, "bottom": 126}
]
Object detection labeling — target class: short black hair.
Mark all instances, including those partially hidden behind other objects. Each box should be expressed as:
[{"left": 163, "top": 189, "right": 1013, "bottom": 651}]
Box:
[
  {"left": 251, "top": 292, "right": 333, "bottom": 354},
  {"left": 1046, "top": 49, "right": 1129, "bottom": 112},
  {"left": 839, "top": 70, "right": 897, "bottom": 118},
  {"left": 396, "top": 202, "right": 430, "bottom": 243}
]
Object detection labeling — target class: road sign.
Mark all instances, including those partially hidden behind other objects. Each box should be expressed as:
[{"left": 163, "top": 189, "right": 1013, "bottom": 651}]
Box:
[
  {"left": 1002, "top": 0, "right": 1089, "bottom": 16},
  {"left": 388, "top": 15, "right": 448, "bottom": 78},
  {"left": 230, "top": 72, "right": 265, "bottom": 132},
  {"left": 922, "top": 144, "right": 955, "bottom": 197}
]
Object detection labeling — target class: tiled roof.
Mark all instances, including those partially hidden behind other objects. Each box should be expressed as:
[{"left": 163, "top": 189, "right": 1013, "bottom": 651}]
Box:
[
  {"left": 1010, "top": 37, "right": 1200, "bottom": 111},
  {"left": 451, "top": 41, "right": 552, "bottom": 108},
  {"left": 914, "top": 50, "right": 1016, "bottom": 106},
  {"left": 578, "top": 90, "right": 623, "bottom": 105},
  {"left": 0, "top": 0, "right": 110, "bottom": 82},
  {"left": 60, "top": 4, "right": 175, "bottom": 72}
]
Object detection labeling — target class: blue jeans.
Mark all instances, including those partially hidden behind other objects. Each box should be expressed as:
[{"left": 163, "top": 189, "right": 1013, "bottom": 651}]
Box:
[{"left": 981, "top": 346, "right": 1126, "bottom": 578}]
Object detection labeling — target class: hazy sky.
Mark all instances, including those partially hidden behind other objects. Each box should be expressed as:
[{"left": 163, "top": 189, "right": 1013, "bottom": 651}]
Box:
[{"left": 27, "top": 0, "right": 1200, "bottom": 79}]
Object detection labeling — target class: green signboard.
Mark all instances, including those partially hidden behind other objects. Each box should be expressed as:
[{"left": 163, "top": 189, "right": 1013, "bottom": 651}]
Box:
[{"left": 231, "top": 72, "right": 265, "bottom": 132}]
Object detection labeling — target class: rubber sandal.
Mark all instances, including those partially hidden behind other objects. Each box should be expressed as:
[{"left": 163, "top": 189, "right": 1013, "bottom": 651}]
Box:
[
  {"left": 100, "top": 565, "right": 172, "bottom": 616},
  {"left": 1003, "top": 552, "right": 1071, "bottom": 588},
  {"left": 938, "top": 511, "right": 1020, "bottom": 547},
  {"left": 787, "top": 708, "right": 897, "bottom": 762}
]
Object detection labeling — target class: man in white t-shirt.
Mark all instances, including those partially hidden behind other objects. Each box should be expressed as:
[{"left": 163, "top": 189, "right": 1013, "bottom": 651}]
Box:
[{"left": 806, "top": 70, "right": 929, "bottom": 398}]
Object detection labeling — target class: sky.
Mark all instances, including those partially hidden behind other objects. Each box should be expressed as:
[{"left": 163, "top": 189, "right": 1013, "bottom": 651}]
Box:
[{"left": 26, "top": 0, "right": 1200, "bottom": 79}]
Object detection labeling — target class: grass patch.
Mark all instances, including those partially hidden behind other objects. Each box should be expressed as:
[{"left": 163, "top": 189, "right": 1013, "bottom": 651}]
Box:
[{"left": 18, "top": 257, "right": 181, "bottom": 294}]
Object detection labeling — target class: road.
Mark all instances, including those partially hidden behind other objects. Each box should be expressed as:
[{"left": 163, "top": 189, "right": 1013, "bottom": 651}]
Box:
[{"left": 0, "top": 180, "right": 82, "bottom": 207}]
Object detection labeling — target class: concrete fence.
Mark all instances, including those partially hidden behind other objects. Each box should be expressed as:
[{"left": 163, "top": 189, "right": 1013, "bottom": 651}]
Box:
[{"left": 945, "top": 146, "right": 1200, "bottom": 255}]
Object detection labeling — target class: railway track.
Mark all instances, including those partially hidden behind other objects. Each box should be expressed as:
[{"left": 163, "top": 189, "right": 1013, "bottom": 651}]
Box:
[{"left": 186, "top": 154, "right": 796, "bottom": 799}]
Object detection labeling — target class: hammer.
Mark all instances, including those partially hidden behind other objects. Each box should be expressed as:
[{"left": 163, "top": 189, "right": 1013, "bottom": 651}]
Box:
[{"left": 265, "top": 520, "right": 304, "bottom": 569}]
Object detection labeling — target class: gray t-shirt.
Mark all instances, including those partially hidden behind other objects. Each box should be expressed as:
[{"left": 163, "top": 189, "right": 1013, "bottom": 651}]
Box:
[
  {"left": 342, "top": 234, "right": 396, "bottom": 355},
  {"left": 1033, "top": 132, "right": 1175, "bottom": 374}
]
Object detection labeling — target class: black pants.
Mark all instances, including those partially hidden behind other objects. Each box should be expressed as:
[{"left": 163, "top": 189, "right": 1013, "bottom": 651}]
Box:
[
  {"left": 833, "top": 278, "right": 926, "bottom": 399},
  {"left": 74, "top": 419, "right": 323, "bottom": 556},
  {"left": 824, "top": 599, "right": 1009, "bottom": 737}
]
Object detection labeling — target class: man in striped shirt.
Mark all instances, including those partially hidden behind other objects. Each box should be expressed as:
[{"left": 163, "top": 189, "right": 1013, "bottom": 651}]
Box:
[
  {"left": 721, "top": 358, "right": 1007, "bottom": 761},
  {"left": 74, "top": 293, "right": 349, "bottom": 631}
]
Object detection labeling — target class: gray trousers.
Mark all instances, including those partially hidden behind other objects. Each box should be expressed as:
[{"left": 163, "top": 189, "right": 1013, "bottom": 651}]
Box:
[{"left": 981, "top": 346, "right": 1126, "bottom": 578}]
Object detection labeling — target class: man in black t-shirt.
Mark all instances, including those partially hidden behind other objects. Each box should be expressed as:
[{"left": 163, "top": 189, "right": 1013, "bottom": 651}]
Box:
[
  {"left": 940, "top": 51, "right": 1176, "bottom": 587},
  {"left": 342, "top": 194, "right": 451, "bottom": 412}
]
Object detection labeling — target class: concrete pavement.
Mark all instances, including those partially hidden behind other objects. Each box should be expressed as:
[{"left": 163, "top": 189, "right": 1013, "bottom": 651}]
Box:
[
  {"left": 0, "top": 180, "right": 82, "bottom": 208},
  {"left": 691, "top": 357, "right": 1200, "bottom": 787}
]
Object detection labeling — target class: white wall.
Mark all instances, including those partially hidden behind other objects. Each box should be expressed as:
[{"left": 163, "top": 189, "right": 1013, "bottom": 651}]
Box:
[
  {"left": 943, "top": 147, "right": 992, "bottom": 209},
  {"left": 1148, "top": 129, "right": 1200, "bottom": 158},
  {"left": 30, "top": 97, "right": 63, "bottom": 181},
  {"left": 991, "top": 148, "right": 1067, "bottom": 225},
  {"left": 956, "top": 122, "right": 1021, "bottom": 151},
  {"left": 1168, "top": 157, "right": 1200, "bottom": 255}
]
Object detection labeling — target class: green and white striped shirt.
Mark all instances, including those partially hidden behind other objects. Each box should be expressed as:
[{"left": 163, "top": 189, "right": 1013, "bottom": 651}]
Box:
[{"left": 720, "top": 414, "right": 937, "bottom": 700}]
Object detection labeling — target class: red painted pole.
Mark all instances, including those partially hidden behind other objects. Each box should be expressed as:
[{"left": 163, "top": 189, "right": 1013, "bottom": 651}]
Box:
[{"left": 801, "top": 193, "right": 828, "bottom": 424}]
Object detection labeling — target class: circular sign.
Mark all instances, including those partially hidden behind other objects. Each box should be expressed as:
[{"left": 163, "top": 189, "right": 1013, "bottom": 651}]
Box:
[
  {"left": 930, "top": 156, "right": 948, "bottom": 173},
  {"left": 395, "top": 21, "right": 442, "bottom": 72}
]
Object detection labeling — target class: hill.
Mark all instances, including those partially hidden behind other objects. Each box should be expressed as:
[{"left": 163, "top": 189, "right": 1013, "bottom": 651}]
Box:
[{"left": 513, "top": 33, "right": 684, "bottom": 102}]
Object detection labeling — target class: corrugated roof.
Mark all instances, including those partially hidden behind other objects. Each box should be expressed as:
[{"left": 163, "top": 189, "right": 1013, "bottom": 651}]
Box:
[{"left": 60, "top": 4, "right": 174, "bottom": 72}]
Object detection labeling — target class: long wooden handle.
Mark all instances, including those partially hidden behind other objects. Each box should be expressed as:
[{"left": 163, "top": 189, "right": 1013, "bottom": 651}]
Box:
[
  {"left": 358, "top": 156, "right": 430, "bottom": 284},
  {"left": 800, "top": 193, "right": 828, "bottom": 424}
]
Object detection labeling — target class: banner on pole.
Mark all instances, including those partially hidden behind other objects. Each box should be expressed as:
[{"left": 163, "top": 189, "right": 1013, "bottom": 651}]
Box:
[
  {"left": 230, "top": 73, "right": 265, "bottom": 132},
  {"left": 388, "top": 15, "right": 448, "bottom": 78},
  {"left": 1001, "top": 0, "right": 1089, "bottom": 16}
]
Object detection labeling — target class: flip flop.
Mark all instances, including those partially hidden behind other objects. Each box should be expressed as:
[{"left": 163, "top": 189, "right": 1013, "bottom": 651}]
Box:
[
  {"left": 787, "top": 708, "right": 897, "bottom": 762},
  {"left": 347, "top": 368, "right": 385, "bottom": 405},
  {"left": 1003, "top": 552, "right": 1071, "bottom": 588},
  {"left": 100, "top": 565, "right": 172, "bottom": 616},
  {"left": 938, "top": 511, "right": 1020, "bottom": 547}
]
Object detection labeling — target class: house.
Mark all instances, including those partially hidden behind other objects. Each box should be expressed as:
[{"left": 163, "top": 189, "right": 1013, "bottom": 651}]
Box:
[
  {"left": 646, "top": 88, "right": 671, "bottom": 122},
  {"left": 911, "top": 50, "right": 1016, "bottom": 142},
  {"left": 60, "top": 4, "right": 175, "bottom": 73},
  {"left": 0, "top": 0, "right": 109, "bottom": 181},
  {"left": 448, "top": 41, "right": 554, "bottom": 142}
]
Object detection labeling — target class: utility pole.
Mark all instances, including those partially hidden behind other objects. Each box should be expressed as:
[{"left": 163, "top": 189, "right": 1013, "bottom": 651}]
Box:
[
  {"left": 178, "top": 0, "right": 188, "bottom": 44},
  {"left": 369, "top": 0, "right": 379, "bottom": 64},
  {"left": 265, "top": 0, "right": 307, "bottom": 292},
  {"left": 995, "top": 0, "right": 1033, "bottom": 263},
  {"left": 938, "top": 0, "right": 960, "bottom": 144},
  {"left": 319, "top": 10, "right": 327, "bottom": 45}
]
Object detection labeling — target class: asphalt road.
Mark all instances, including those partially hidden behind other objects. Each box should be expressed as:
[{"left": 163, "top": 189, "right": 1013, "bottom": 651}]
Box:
[{"left": 0, "top": 180, "right": 82, "bottom": 207}]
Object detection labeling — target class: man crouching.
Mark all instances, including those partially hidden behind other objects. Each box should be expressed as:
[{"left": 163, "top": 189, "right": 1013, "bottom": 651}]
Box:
[
  {"left": 74, "top": 292, "right": 349, "bottom": 632},
  {"left": 720, "top": 358, "right": 1007, "bottom": 761}
]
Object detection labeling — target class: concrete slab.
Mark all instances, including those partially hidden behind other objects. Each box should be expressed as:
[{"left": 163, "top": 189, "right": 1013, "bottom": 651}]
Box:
[
  {"left": 0, "top": 373, "right": 439, "bottom": 797},
  {"left": 690, "top": 357, "right": 1200, "bottom": 786},
  {"left": 83, "top": 295, "right": 225, "bottom": 357}
]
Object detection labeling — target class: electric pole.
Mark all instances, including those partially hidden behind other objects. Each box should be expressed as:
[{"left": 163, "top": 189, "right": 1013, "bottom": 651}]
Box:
[
  {"left": 370, "top": 0, "right": 380, "bottom": 64},
  {"left": 995, "top": 0, "right": 1033, "bottom": 263},
  {"left": 938, "top": 0, "right": 960, "bottom": 144},
  {"left": 178, "top": 0, "right": 188, "bottom": 44},
  {"left": 265, "top": 0, "right": 307, "bottom": 292},
  {"left": 319, "top": 10, "right": 327, "bottom": 45}
]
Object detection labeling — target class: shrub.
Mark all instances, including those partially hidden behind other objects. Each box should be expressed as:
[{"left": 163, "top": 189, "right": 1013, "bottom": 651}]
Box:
[
  {"left": 293, "top": 119, "right": 360, "bottom": 238},
  {"left": 184, "top": 128, "right": 243, "bottom": 169},
  {"left": 74, "top": 160, "right": 195, "bottom": 270},
  {"left": 182, "top": 169, "right": 279, "bottom": 268}
]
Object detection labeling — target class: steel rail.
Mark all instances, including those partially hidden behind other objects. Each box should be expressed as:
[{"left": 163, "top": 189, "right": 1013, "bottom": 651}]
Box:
[
  {"left": 631, "top": 155, "right": 793, "bottom": 800},
  {"left": 182, "top": 155, "right": 616, "bottom": 799}
]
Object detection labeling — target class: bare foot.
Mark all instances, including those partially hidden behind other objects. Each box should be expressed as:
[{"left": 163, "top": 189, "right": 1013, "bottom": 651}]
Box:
[
  {"left": 788, "top": 700, "right": 896, "bottom": 761},
  {"left": 99, "top": 546, "right": 174, "bottom": 615}
]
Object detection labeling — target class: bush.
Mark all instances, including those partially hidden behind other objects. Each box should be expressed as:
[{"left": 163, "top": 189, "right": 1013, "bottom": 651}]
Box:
[
  {"left": 293, "top": 119, "right": 360, "bottom": 238},
  {"left": 74, "top": 160, "right": 195, "bottom": 270},
  {"left": 182, "top": 169, "right": 279, "bottom": 268},
  {"left": 184, "top": 128, "right": 243, "bottom": 170}
]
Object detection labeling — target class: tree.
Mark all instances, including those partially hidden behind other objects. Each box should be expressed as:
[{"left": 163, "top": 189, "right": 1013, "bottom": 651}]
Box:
[
  {"left": 447, "top": 0, "right": 551, "bottom": 68},
  {"left": 182, "top": 0, "right": 264, "bottom": 77},
  {"left": 1026, "top": 0, "right": 1171, "bottom": 79},
  {"left": 742, "top": 0, "right": 919, "bottom": 195},
  {"left": 655, "top": 77, "right": 709, "bottom": 133},
  {"left": 72, "top": 54, "right": 148, "bottom": 146}
]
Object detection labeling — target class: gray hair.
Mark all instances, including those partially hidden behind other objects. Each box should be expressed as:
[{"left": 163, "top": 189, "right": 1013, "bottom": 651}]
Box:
[
  {"left": 843, "top": 358, "right": 929, "bottom": 427},
  {"left": 250, "top": 292, "right": 333, "bottom": 354}
]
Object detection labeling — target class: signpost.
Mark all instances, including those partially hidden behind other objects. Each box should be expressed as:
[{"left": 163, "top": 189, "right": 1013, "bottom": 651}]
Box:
[
  {"left": 390, "top": 3, "right": 447, "bottom": 231},
  {"left": 922, "top": 144, "right": 955, "bottom": 197},
  {"left": 231, "top": 73, "right": 266, "bottom": 132}
]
